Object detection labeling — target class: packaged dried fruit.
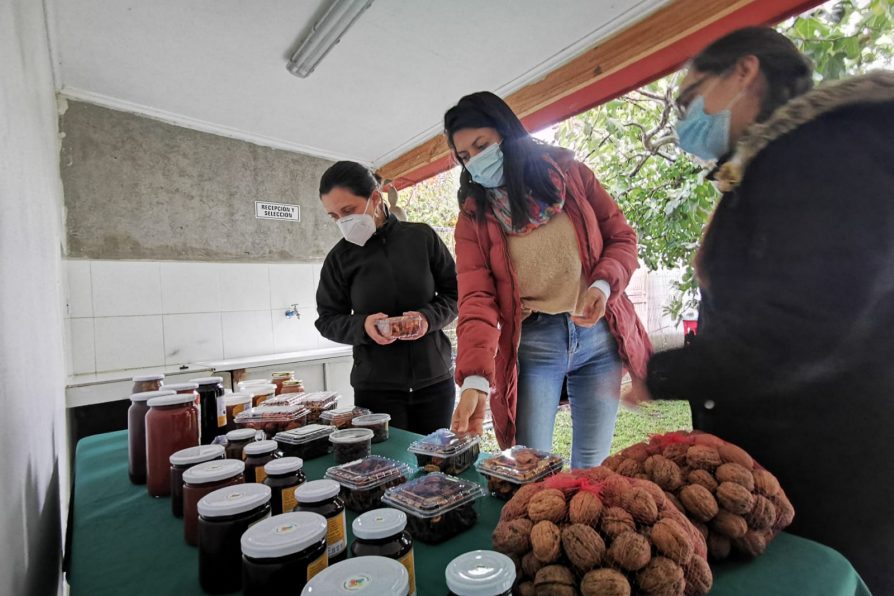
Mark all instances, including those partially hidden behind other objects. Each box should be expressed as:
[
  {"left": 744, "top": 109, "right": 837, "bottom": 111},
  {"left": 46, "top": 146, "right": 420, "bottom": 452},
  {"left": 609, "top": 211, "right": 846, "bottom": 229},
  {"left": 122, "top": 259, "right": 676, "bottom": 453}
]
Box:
[
  {"left": 320, "top": 406, "right": 371, "bottom": 430},
  {"left": 351, "top": 413, "right": 391, "bottom": 443},
  {"left": 325, "top": 456, "right": 413, "bottom": 512},
  {"left": 329, "top": 428, "right": 374, "bottom": 464},
  {"left": 235, "top": 405, "right": 309, "bottom": 438},
  {"left": 275, "top": 424, "right": 335, "bottom": 460},
  {"left": 375, "top": 314, "right": 424, "bottom": 339},
  {"left": 382, "top": 472, "right": 485, "bottom": 544},
  {"left": 270, "top": 391, "right": 339, "bottom": 423},
  {"left": 477, "top": 446, "right": 564, "bottom": 500},
  {"left": 407, "top": 428, "right": 480, "bottom": 475}
]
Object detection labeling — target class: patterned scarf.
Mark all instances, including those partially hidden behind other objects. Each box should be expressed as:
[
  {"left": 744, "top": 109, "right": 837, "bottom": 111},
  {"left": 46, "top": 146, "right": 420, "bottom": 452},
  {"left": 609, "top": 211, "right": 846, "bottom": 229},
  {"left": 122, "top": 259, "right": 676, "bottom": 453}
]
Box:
[{"left": 488, "top": 187, "right": 565, "bottom": 236}]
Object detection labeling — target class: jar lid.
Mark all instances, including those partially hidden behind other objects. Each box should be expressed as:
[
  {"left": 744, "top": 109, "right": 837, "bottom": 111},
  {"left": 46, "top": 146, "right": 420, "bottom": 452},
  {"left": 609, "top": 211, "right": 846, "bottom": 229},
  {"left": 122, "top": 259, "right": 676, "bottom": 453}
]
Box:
[
  {"left": 169, "top": 444, "right": 225, "bottom": 466},
  {"left": 183, "top": 459, "right": 245, "bottom": 485},
  {"left": 301, "top": 556, "right": 409, "bottom": 595},
  {"left": 130, "top": 389, "right": 175, "bottom": 402},
  {"left": 295, "top": 479, "right": 340, "bottom": 503},
  {"left": 226, "top": 428, "right": 257, "bottom": 442},
  {"left": 275, "top": 424, "right": 335, "bottom": 445},
  {"left": 241, "top": 512, "right": 327, "bottom": 559},
  {"left": 445, "top": 551, "right": 516, "bottom": 596},
  {"left": 271, "top": 371, "right": 294, "bottom": 379},
  {"left": 163, "top": 382, "right": 199, "bottom": 392},
  {"left": 352, "top": 508, "right": 407, "bottom": 540},
  {"left": 198, "top": 483, "right": 271, "bottom": 518},
  {"left": 244, "top": 439, "right": 278, "bottom": 456},
  {"left": 265, "top": 456, "right": 304, "bottom": 476},
  {"left": 147, "top": 393, "right": 198, "bottom": 407},
  {"left": 246, "top": 384, "right": 277, "bottom": 396},
  {"left": 282, "top": 380, "right": 304, "bottom": 387},
  {"left": 225, "top": 393, "right": 252, "bottom": 406},
  {"left": 352, "top": 413, "right": 391, "bottom": 427},
  {"left": 329, "top": 428, "right": 374, "bottom": 445},
  {"left": 132, "top": 373, "right": 165, "bottom": 382}
]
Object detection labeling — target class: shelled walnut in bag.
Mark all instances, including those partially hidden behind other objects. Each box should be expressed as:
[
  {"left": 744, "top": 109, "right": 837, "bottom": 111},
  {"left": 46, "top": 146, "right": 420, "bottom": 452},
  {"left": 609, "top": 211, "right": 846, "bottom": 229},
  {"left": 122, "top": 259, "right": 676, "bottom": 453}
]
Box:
[{"left": 604, "top": 431, "right": 795, "bottom": 561}]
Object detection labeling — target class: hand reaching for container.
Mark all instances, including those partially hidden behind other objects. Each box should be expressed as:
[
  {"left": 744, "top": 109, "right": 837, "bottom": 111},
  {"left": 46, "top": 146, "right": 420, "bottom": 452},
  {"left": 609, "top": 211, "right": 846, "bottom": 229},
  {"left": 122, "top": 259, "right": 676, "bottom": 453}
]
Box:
[
  {"left": 364, "top": 313, "right": 396, "bottom": 345},
  {"left": 571, "top": 287, "right": 607, "bottom": 328},
  {"left": 451, "top": 389, "right": 487, "bottom": 436},
  {"left": 398, "top": 311, "right": 429, "bottom": 341}
]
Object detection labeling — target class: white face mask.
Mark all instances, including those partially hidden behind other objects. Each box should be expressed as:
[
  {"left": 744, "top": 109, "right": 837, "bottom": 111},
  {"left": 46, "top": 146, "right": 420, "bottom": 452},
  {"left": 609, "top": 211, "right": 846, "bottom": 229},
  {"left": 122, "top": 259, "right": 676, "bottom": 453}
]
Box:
[{"left": 336, "top": 196, "right": 377, "bottom": 246}]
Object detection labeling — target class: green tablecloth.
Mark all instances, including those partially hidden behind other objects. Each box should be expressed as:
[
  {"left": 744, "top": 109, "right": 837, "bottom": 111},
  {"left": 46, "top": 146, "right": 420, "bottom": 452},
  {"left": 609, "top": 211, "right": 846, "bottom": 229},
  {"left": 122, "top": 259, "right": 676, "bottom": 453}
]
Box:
[{"left": 68, "top": 429, "right": 870, "bottom": 595}]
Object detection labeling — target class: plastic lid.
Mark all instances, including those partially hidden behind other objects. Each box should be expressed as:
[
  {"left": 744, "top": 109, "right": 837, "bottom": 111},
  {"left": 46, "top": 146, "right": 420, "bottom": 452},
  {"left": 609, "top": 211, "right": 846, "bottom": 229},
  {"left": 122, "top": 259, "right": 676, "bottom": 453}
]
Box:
[
  {"left": 295, "top": 479, "right": 340, "bottom": 503},
  {"left": 246, "top": 384, "right": 277, "bottom": 396},
  {"left": 320, "top": 406, "right": 370, "bottom": 421},
  {"left": 225, "top": 393, "right": 252, "bottom": 406},
  {"left": 352, "top": 413, "right": 391, "bottom": 427},
  {"left": 163, "top": 382, "right": 199, "bottom": 392},
  {"left": 241, "top": 512, "right": 327, "bottom": 559},
  {"left": 147, "top": 393, "right": 198, "bottom": 407},
  {"left": 275, "top": 424, "right": 335, "bottom": 445},
  {"left": 226, "top": 428, "right": 257, "bottom": 442},
  {"left": 476, "top": 446, "right": 564, "bottom": 484},
  {"left": 325, "top": 456, "right": 412, "bottom": 491},
  {"left": 445, "top": 550, "right": 516, "bottom": 596},
  {"left": 407, "top": 428, "right": 480, "bottom": 458},
  {"left": 132, "top": 373, "right": 165, "bottom": 382},
  {"left": 382, "top": 472, "right": 485, "bottom": 519},
  {"left": 265, "top": 456, "right": 304, "bottom": 476},
  {"left": 244, "top": 439, "right": 278, "bottom": 456},
  {"left": 169, "top": 444, "right": 225, "bottom": 466},
  {"left": 271, "top": 371, "right": 294, "bottom": 379},
  {"left": 197, "top": 483, "right": 271, "bottom": 518},
  {"left": 299, "top": 391, "right": 339, "bottom": 404},
  {"left": 329, "top": 428, "right": 374, "bottom": 445},
  {"left": 352, "top": 508, "right": 407, "bottom": 540},
  {"left": 301, "top": 556, "right": 409, "bottom": 595},
  {"left": 191, "top": 376, "right": 224, "bottom": 385},
  {"left": 183, "top": 459, "right": 245, "bottom": 485},
  {"left": 130, "top": 389, "right": 175, "bottom": 402}
]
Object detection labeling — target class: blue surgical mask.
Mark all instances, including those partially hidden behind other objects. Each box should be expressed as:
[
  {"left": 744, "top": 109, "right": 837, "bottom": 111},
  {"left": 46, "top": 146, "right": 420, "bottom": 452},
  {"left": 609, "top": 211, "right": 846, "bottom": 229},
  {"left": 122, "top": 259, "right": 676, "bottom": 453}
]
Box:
[
  {"left": 466, "top": 143, "right": 505, "bottom": 188},
  {"left": 675, "top": 95, "right": 732, "bottom": 163}
]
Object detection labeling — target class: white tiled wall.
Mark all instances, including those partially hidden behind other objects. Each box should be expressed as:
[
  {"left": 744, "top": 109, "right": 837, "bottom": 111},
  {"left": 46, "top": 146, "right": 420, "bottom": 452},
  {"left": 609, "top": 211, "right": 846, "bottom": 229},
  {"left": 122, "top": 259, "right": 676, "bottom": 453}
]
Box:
[{"left": 64, "top": 260, "right": 331, "bottom": 374}]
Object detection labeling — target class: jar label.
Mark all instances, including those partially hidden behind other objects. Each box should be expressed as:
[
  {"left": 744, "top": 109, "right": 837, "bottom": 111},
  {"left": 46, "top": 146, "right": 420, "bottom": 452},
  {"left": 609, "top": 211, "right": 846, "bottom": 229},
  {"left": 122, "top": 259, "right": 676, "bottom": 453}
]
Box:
[
  {"left": 231, "top": 403, "right": 247, "bottom": 417},
  {"left": 399, "top": 548, "right": 416, "bottom": 596},
  {"left": 307, "top": 551, "right": 328, "bottom": 582},
  {"left": 216, "top": 396, "right": 226, "bottom": 428},
  {"left": 255, "top": 467, "right": 268, "bottom": 483},
  {"left": 326, "top": 511, "right": 347, "bottom": 557},
  {"left": 281, "top": 487, "right": 297, "bottom": 513}
]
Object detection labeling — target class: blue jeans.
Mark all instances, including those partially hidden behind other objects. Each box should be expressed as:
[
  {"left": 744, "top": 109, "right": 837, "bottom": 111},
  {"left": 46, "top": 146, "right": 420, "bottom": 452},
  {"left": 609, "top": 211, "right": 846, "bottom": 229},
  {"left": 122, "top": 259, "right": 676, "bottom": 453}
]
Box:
[{"left": 515, "top": 314, "right": 622, "bottom": 469}]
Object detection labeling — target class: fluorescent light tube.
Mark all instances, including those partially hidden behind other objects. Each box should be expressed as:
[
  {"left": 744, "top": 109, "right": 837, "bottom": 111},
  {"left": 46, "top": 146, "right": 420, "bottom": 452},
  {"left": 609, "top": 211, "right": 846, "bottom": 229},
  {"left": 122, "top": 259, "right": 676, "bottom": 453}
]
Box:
[{"left": 286, "top": 0, "right": 375, "bottom": 78}]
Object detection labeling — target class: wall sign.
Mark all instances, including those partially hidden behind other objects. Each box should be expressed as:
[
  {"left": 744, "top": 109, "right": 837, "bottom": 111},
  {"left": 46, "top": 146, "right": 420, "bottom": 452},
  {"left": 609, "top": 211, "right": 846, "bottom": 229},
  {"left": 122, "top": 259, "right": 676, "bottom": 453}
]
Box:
[{"left": 255, "top": 201, "right": 300, "bottom": 222}]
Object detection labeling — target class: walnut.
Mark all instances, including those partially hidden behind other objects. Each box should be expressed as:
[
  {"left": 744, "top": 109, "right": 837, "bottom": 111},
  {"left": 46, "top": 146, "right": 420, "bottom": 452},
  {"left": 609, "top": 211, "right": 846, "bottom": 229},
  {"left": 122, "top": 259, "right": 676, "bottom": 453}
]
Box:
[
  {"left": 638, "top": 479, "right": 668, "bottom": 509},
  {"left": 500, "top": 483, "right": 543, "bottom": 521},
  {"left": 683, "top": 555, "right": 713, "bottom": 596},
  {"left": 752, "top": 469, "right": 781, "bottom": 497},
  {"left": 600, "top": 506, "right": 636, "bottom": 539},
  {"left": 693, "top": 522, "right": 709, "bottom": 541},
  {"left": 608, "top": 531, "right": 652, "bottom": 571},
  {"left": 707, "top": 531, "right": 731, "bottom": 560},
  {"left": 581, "top": 569, "right": 631, "bottom": 596},
  {"left": 717, "top": 442, "right": 754, "bottom": 469},
  {"left": 715, "top": 482, "right": 755, "bottom": 516},
  {"left": 679, "top": 485, "right": 719, "bottom": 522},
  {"left": 491, "top": 519, "right": 532, "bottom": 555},
  {"left": 649, "top": 456, "right": 684, "bottom": 491},
  {"left": 569, "top": 491, "right": 603, "bottom": 526},
  {"left": 637, "top": 556, "right": 685, "bottom": 596},
  {"left": 531, "top": 520, "right": 562, "bottom": 563},
  {"left": 517, "top": 581, "right": 536, "bottom": 596},
  {"left": 733, "top": 529, "right": 768, "bottom": 558},
  {"left": 686, "top": 445, "right": 722, "bottom": 471},
  {"left": 715, "top": 463, "right": 755, "bottom": 492},
  {"left": 623, "top": 442, "right": 652, "bottom": 462},
  {"left": 600, "top": 474, "right": 631, "bottom": 508},
  {"left": 528, "top": 489, "right": 567, "bottom": 524},
  {"left": 650, "top": 518, "right": 694, "bottom": 565},
  {"left": 745, "top": 495, "right": 776, "bottom": 530},
  {"left": 617, "top": 458, "right": 644, "bottom": 478},
  {"left": 710, "top": 510, "right": 748, "bottom": 538},
  {"left": 561, "top": 524, "right": 605, "bottom": 572},
  {"left": 770, "top": 492, "right": 795, "bottom": 529},
  {"left": 690, "top": 432, "right": 726, "bottom": 448},
  {"left": 534, "top": 565, "right": 577, "bottom": 596},
  {"left": 687, "top": 469, "right": 719, "bottom": 493},
  {"left": 602, "top": 454, "right": 624, "bottom": 471},
  {"left": 623, "top": 487, "right": 659, "bottom": 525},
  {"left": 577, "top": 465, "right": 614, "bottom": 482},
  {"left": 663, "top": 491, "right": 685, "bottom": 514},
  {"left": 522, "top": 551, "right": 546, "bottom": 580},
  {"left": 661, "top": 443, "right": 690, "bottom": 466}
]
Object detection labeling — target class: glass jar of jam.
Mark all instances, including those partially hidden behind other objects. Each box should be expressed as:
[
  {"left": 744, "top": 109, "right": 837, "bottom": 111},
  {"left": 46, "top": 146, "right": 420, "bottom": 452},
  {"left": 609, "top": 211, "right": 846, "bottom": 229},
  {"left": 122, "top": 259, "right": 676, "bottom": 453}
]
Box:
[
  {"left": 192, "top": 376, "right": 227, "bottom": 445},
  {"left": 295, "top": 479, "right": 347, "bottom": 564},
  {"left": 280, "top": 379, "right": 305, "bottom": 395},
  {"left": 197, "top": 483, "right": 272, "bottom": 594},
  {"left": 225, "top": 428, "right": 258, "bottom": 460},
  {"left": 244, "top": 440, "right": 280, "bottom": 483},
  {"left": 445, "top": 551, "right": 515, "bottom": 596},
  {"left": 351, "top": 508, "right": 416, "bottom": 596},
  {"left": 169, "top": 444, "right": 225, "bottom": 518},
  {"left": 247, "top": 384, "right": 277, "bottom": 408},
  {"left": 263, "top": 456, "right": 306, "bottom": 514},
  {"left": 128, "top": 389, "right": 174, "bottom": 484},
  {"left": 241, "top": 511, "right": 328, "bottom": 595},
  {"left": 163, "top": 381, "right": 200, "bottom": 405},
  {"left": 301, "top": 556, "right": 409, "bottom": 596},
  {"left": 225, "top": 393, "right": 252, "bottom": 432},
  {"left": 271, "top": 371, "right": 294, "bottom": 394},
  {"left": 145, "top": 393, "right": 199, "bottom": 497},
  {"left": 131, "top": 373, "right": 164, "bottom": 394},
  {"left": 182, "top": 459, "right": 245, "bottom": 546}
]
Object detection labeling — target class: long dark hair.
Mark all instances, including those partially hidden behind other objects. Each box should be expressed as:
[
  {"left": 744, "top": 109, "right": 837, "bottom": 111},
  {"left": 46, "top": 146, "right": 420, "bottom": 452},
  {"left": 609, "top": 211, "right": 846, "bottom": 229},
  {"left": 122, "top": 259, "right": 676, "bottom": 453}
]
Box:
[
  {"left": 443, "top": 91, "right": 570, "bottom": 227},
  {"left": 692, "top": 27, "right": 814, "bottom": 122},
  {"left": 319, "top": 161, "right": 379, "bottom": 198}
]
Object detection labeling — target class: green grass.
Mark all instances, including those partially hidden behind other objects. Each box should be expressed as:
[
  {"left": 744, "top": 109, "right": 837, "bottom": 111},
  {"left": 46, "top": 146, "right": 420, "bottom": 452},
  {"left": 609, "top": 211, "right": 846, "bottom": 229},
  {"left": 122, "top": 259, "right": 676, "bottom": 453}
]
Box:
[{"left": 480, "top": 400, "right": 692, "bottom": 463}]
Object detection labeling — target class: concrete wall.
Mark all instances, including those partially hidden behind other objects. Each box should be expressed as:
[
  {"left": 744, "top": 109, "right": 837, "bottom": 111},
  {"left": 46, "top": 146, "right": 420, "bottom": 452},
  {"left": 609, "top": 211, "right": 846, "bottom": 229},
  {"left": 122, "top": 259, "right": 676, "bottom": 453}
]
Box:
[
  {"left": 60, "top": 101, "right": 341, "bottom": 262},
  {"left": 0, "top": 0, "right": 69, "bottom": 593}
]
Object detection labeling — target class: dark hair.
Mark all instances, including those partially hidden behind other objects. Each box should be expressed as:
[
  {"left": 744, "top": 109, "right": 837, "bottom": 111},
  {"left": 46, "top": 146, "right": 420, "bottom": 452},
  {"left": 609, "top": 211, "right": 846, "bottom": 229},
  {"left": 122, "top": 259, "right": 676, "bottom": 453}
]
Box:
[
  {"left": 319, "top": 161, "right": 378, "bottom": 198},
  {"left": 443, "top": 91, "right": 570, "bottom": 226},
  {"left": 693, "top": 27, "right": 814, "bottom": 122}
]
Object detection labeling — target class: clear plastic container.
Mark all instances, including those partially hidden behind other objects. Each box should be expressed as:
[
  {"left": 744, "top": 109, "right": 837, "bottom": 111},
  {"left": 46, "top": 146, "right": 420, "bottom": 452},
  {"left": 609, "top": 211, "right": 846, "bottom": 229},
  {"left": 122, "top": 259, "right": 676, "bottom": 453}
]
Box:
[
  {"left": 445, "top": 550, "right": 515, "bottom": 596},
  {"left": 475, "top": 446, "right": 564, "bottom": 500},
  {"left": 246, "top": 384, "right": 278, "bottom": 408},
  {"left": 280, "top": 379, "right": 305, "bottom": 394},
  {"left": 298, "top": 392, "right": 339, "bottom": 424},
  {"left": 275, "top": 424, "right": 336, "bottom": 460},
  {"left": 301, "top": 556, "right": 409, "bottom": 596},
  {"left": 224, "top": 394, "right": 252, "bottom": 432},
  {"left": 381, "top": 473, "right": 485, "bottom": 544},
  {"left": 351, "top": 509, "right": 416, "bottom": 596},
  {"left": 131, "top": 373, "right": 164, "bottom": 394},
  {"left": 325, "top": 456, "right": 412, "bottom": 512},
  {"left": 320, "top": 406, "right": 371, "bottom": 430},
  {"left": 407, "top": 429, "right": 481, "bottom": 475},
  {"left": 375, "top": 314, "right": 424, "bottom": 340},
  {"left": 352, "top": 413, "right": 391, "bottom": 443},
  {"left": 236, "top": 405, "right": 309, "bottom": 437},
  {"left": 241, "top": 512, "right": 328, "bottom": 595},
  {"left": 329, "top": 428, "right": 374, "bottom": 465},
  {"left": 270, "top": 371, "right": 294, "bottom": 395}
]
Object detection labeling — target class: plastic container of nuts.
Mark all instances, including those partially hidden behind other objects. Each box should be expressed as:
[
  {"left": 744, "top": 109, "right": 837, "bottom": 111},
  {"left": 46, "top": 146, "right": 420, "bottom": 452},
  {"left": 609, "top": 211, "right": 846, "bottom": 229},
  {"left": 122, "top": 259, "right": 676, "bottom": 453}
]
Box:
[
  {"left": 325, "top": 456, "right": 413, "bottom": 513},
  {"left": 274, "top": 424, "right": 335, "bottom": 460},
  {"left": 320, "top": 406, "right": 371, "bottom": 430},
  {"left": 351, "top": 413, "right": 391, "bottom": 443},
  {"left": 475, "top": 446, "right": 564, "bottom": 500},
  {"left": 382, "top": 472, "right": 485, "bottom": 544},
  {"left": 329, "top": 428, "right": 374, "bottom": 464},
  {"left": 375, "top": 314, "right": 423, "bottom": 340},
  {"left": 407, "top": 429, "right": 481, "bottom": 475},
  {"left": 235, "top": 405, "right": 309, "bottom": 438}
]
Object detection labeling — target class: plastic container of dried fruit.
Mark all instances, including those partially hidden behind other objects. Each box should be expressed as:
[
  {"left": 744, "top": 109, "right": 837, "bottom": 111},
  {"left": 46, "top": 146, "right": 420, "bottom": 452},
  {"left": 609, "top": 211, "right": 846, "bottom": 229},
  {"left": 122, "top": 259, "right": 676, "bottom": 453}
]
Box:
[
  {"left": 375, "top": 314, "right": 424, "bottom": 339},
  {"left": 325, "top": 455, "right": 414, "bottom": 512},
  {"left": 320, "top": 406, "right": 371, "bottom": 430},
  {"left": 235, "top": 404, "right": 308, "bottom": 437},
  {"left": 274, "top": 424, "right": 335, "bottom": 460},
  {"left": 407, "top": 428, "right": 480, "bottom": 475},
  {"left": 476, "top": 445, "right": 564, "bottom": 500}
]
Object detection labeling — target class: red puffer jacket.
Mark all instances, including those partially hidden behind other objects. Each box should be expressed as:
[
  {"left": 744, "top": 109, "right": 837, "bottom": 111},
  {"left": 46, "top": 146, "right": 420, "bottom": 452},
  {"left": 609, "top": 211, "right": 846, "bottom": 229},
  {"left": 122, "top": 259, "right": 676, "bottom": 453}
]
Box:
[{"left": 454, "top": 153, "right": 652, "bottom": 448}]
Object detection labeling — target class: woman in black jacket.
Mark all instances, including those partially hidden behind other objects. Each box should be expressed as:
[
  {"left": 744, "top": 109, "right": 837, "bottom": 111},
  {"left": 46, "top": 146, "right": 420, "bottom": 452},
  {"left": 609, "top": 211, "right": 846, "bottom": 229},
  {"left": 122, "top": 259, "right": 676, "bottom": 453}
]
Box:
[
  {"left": 634, "top": 27, "right": 894, "bottom": 592},
  {"left": 315, "top": 161, "right": 458, "bottom": 434}
]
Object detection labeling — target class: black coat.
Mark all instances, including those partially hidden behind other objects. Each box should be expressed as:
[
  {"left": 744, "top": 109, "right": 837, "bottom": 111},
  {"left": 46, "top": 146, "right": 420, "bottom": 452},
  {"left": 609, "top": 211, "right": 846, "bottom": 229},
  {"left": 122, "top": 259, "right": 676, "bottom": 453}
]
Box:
[
  {"left": 316, "top": 214, "right": 458, "bottom": 392},
  {"left": 648, "top": 73, "right": 894, "bottom": 593}
]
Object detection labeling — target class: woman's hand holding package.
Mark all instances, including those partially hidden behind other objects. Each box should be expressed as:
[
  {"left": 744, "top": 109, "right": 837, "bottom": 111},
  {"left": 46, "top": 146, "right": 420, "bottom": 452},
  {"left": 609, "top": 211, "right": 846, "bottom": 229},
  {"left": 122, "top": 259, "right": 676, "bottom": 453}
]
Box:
[
  {"left": 398, "top": 311, "right": 429, "bottom": 341},
  {"left": 364, "top": 313, "right": 396, "bottom": 345}
]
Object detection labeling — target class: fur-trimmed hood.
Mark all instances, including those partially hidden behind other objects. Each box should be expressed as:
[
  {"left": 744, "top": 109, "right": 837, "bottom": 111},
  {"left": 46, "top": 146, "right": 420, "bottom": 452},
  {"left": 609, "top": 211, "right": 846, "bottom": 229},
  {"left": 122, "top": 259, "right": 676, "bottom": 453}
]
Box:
[{"left": 716, "top": 71, "right": 894, "bottom": 192}]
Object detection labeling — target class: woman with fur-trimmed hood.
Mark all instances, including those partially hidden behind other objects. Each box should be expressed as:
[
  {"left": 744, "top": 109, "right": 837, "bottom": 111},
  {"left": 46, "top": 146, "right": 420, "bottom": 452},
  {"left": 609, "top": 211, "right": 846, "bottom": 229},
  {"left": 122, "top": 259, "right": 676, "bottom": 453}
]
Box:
[{"left": 633, "top": 27, "right": 894, "bottom": 592}]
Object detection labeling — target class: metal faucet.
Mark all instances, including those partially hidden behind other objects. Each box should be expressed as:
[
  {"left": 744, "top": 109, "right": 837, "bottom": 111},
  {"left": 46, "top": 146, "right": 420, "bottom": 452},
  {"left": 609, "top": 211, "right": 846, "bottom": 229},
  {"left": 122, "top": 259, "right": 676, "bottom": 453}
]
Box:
[{"left": 284, "top": 303, "right": 301, "bottom": 319}]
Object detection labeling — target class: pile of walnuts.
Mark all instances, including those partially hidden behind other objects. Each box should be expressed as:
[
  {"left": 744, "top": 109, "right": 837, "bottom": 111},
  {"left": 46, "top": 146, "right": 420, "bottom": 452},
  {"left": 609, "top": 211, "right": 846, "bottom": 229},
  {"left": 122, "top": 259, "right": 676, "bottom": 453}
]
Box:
[
  {"left": 492, "top": 468, "right": 712, "bottom": 595},
  {"left": 602, "top": 431, "right": 794, "bottom": 561}
]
